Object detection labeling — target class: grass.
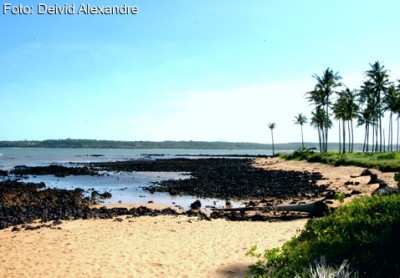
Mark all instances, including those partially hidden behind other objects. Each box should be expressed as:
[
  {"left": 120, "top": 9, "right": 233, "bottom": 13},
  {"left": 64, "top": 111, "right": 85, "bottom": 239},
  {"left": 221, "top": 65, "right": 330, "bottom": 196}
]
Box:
[{"left": 278, "top": 147, "right": 400, "bottom": 172}]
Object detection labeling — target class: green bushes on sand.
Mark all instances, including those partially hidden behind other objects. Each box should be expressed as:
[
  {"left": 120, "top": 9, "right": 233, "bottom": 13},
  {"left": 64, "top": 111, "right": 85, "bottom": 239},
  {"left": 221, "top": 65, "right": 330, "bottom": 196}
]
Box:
[
  {"left": 247, "top": 195, "right": 400, "bottom": 277},
  {"left": 279, "top": 149, "right": 400, "bottom": 172}
]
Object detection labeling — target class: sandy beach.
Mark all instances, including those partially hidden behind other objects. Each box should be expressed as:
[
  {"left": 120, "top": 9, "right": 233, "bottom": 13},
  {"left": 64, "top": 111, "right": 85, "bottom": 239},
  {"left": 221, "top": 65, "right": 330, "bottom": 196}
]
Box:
[{"left": 0, "top": 158, "right": 397, "bottom": 278}]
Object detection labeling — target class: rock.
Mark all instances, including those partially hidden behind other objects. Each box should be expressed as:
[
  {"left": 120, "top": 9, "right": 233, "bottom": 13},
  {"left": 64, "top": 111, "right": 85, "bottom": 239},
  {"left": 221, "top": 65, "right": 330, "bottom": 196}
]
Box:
[
  {"left": 372, "top": 183, "right": 400, "bottom": 196},
  {"left": 190, "top": 200, "right": 201, "bottom": 210},
  {"left": 368, "top": 174, "right": 380, "bottom": 184},
  {"left": 350, "top": 168, "right": 373, "bottom": 178}
]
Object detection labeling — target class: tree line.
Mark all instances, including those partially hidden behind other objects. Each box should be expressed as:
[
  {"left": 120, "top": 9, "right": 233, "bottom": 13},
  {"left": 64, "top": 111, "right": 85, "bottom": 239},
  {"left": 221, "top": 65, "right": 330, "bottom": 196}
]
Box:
[
  {"left": 269, "top": 61, "right": 400, "bottom": 153},
  {"left": 0, "top": 139, "right": 275, "bottom": 150}
]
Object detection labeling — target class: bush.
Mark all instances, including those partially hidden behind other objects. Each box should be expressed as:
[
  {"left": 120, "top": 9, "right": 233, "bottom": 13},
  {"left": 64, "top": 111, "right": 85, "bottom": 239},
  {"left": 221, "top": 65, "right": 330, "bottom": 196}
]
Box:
[
  {"left": 281, "top": 151, "right": 400, "bottom": 172},
  {"left": 248, "top": 195, "right": 400, "bottom": 277},
  {"left": 281, "top": 147, "right": 317, "bottom": 161}
]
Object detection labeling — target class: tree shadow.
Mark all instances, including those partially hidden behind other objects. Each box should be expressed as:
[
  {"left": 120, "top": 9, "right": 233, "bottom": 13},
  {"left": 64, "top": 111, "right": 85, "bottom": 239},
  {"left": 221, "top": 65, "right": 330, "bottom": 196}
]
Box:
[{"left": 213, "top": 262, "right": 252, "bottom": 278}]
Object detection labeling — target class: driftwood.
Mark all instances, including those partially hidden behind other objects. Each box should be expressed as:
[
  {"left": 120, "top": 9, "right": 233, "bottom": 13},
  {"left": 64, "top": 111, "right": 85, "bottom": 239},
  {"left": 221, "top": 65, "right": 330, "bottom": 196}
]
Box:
[{"left": 211, "top": 200, "right": 328, "bottom": 217}]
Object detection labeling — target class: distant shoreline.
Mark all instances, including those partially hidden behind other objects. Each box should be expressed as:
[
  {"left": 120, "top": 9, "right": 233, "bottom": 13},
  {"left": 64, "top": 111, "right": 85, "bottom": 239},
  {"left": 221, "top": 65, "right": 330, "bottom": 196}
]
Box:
[{"left": 0, "top": 139, "right": 366, "bottom": 151}]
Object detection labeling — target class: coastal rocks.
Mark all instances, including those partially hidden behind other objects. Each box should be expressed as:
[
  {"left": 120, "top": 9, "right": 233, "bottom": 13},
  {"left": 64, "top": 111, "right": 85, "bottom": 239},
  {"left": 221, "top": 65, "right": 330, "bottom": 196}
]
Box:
[
  {"left": 0, "top": 180, "right": 187, "bottom": 230},
  {"left": 89, "top": 189, "right": 112, "bottom": 203},
  {"left": 372, "top": 183, "right": 400, "bottom": 196},
  {"left": 11, "top": 165, "right": 99, "bottom": 177},
  {"left": 0, "top": 158, "right": 334, "bottom": 229},
  {"left": 190, "top": 200, "right": 201, "bottom": 210},
  {"left": 0, "top": 170, "right": 8, "bottom": 176},
  {"left": 138, "top": 158, "right": 327, "bottom": 200}
]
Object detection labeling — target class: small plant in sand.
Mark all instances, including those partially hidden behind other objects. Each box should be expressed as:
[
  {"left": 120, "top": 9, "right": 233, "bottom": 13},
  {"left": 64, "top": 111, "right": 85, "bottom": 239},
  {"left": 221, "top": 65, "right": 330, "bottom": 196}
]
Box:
[
  {"left": 334, "top": 192, "right": 346, "bottom": 204},
  {"left": 295, "top": 257, "right": 358, "bottom": 278}
]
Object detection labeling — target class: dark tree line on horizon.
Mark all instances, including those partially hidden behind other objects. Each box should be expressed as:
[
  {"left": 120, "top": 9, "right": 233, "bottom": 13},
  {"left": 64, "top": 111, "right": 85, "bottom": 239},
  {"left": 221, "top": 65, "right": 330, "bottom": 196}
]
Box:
[{"left": 287, "top": 61, "right": 400, "bottom": 153}]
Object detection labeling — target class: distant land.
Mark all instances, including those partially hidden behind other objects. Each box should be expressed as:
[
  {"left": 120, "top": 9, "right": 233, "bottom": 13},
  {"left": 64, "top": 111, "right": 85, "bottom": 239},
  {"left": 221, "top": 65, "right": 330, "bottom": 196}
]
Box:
[{"left": 0, "top": 139, "right": 366, "bottom": 151}]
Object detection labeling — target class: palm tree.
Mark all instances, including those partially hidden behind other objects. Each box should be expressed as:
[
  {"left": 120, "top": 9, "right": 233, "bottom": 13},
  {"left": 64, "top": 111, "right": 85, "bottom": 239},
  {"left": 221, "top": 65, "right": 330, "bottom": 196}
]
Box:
[
  {"left": 333, "top": 93, "right": 346, "bottom": 153},
  {"left": 268, "top": 122, "right": 276, "bottom": 155},
  {"left": 357, "top": 108, "right": 374, "bottom": 152},
  {"left": 307, "top": 68, "right": 342, "bottom": 152},
  {"left": 358, "top": 80, "right": 377, "bottom": 152},
  {"left": 294, "top": 113, "right": 307, "bottom": 149},
  {"left": 365, "top": 61, "right": 391, "bottom": 152},
  {"left": 383, "top": 84, "right": 400, "bottom": 151},
  {"left": 310, "top": 107, "right": 330, "bottom": 152},
  {"left": 397, "top": 81, "right": 400, "bottom": 150},
  {"left": 333, "top": 88, "right": 359, "bottom": 153}
]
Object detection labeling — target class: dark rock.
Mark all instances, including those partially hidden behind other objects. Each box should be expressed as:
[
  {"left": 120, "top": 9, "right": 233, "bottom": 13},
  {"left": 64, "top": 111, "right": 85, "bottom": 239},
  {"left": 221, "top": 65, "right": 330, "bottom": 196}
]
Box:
[
  {"left": 368, "top": 174, "right": 380, "bottom": 184},
  {"left": 190, "top": 200, "right": 201, "bottom": 210},
  {"left": 11, "top": 165, "right": 99, "bottom": 177},
  {"left": 350, "top": 168, "right": 373, "bottom": 178},
  {"left": 90, "top": 158, "right": 327, "bottom": 201},
  {"left": 372, "top": 183, "right": 400, "bottom": 196}
]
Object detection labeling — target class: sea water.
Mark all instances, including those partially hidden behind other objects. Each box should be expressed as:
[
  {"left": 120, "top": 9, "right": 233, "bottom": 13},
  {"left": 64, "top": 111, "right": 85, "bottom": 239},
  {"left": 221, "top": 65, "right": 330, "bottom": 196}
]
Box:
[{"left": 0, "top": 148, "right": 275, "bottom": 209}]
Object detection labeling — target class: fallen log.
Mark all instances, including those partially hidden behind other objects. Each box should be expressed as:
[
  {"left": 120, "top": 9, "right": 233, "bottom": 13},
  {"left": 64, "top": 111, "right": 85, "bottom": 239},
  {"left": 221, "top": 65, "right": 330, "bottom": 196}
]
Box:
[{"left": 211, "top": 200, "right": 328, "bottom": 217}]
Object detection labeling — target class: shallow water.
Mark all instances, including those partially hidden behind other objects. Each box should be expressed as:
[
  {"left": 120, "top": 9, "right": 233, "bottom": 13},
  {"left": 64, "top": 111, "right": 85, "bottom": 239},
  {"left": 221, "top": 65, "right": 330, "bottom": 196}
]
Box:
[
  {"left": 23, "top": 171, "right": 242, "bottom": 210},
  {"left": 0, "top": 148, "right": 277, "bottom": 209}
]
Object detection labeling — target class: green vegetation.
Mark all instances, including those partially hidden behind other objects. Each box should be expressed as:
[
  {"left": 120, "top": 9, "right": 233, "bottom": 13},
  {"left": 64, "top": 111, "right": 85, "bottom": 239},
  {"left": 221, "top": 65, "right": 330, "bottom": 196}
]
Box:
[
  {"left": 288, "top": 62, "right": 400, "bottom": 154},
  {"left": 279, "top": 148, "right": 400, "bottom": 172},
  {"left": 294, "top": 113, "right": 308, "bottom": 149},
  {"left": 307, "top": 68, "right": 342, "bottom": 153},
  {"left": 0, "top": 139, "right": 274, "bottom": 150},
  {"left": 248, "top": 195, "right": 400, "bottom": 277},
  {"left": 0, "top": 139, "right": 371, "bottom": 151}
]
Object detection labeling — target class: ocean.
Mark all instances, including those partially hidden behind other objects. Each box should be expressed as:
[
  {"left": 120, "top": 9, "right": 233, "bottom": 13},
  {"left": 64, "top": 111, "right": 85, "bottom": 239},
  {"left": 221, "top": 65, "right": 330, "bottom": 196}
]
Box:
[{"left": 0, "top": 148, "right": 275, "bottom": 209}]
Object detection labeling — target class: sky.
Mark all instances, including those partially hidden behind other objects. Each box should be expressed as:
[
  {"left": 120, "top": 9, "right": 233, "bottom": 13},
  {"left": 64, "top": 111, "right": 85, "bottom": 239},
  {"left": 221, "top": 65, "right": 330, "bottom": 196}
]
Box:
[{"left": 1, "top": 1, "right": 400, "bottom": 144}]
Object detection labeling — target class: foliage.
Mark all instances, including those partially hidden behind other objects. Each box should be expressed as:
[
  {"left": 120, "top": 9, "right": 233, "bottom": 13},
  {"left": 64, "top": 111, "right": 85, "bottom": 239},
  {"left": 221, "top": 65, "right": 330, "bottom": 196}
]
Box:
[
  {"left": 247, "top": 195, "right": 400, "bottom": 277},
  {"left": 280, "top": 150, "right": 400, "bottom": 172},
  {"left": 280, "top": 147, "right": 317, "bottom": 161},
  {"left": 0, "top": 139, "right": 273, "bottom": 150}
]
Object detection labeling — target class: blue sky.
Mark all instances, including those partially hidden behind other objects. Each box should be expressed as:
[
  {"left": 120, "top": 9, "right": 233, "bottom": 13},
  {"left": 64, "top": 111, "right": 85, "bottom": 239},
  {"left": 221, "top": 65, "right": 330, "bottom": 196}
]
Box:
[{"left": 1, "top": 1, "right": 399, "bottom": 143}]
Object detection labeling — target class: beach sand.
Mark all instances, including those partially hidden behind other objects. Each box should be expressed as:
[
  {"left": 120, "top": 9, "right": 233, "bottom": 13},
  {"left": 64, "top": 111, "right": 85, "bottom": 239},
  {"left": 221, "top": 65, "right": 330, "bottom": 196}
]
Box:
[
  {"left": 0, "top": 158, "right": 397, "bottom": 278},
  {"left": 0, "top": 212, "right": 306, "bottom": 278}
]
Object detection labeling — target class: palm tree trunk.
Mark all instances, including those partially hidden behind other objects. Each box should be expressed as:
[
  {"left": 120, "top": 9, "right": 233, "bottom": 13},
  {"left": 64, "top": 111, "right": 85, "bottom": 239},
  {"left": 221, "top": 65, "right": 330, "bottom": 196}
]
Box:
[
  {"left": 351, "top": 120, "right": 354, "bottom": 152},
  {"left": 397, "top": 116, "right": 400, "bottom": 151},
  {"left": 325, "top": 103, "right": 329, "bottom": 153},
  {"left": 363, "top": 124, "right": 368, "bottom": 152},
  {"left": 317, "top": 127, "right": 322, "bottom": 152},
  {"left": 367, "top": 124, "right": 371, "bottom": 152},
  {"left": 389, "top": 113, "right": 393, "bottom": 151},
  {"left": 374, "top": 120, "right": 378, "bottom": 152},
  {"left": 271, "top": 130, "right": 275, "bottom": 155},
  {"left": 383, "top": 128, "right": 386, "bottom": 152},
  {"left": 338, "top": 120, "right": 341, "bottom": 154},
  {"left": 347, "top": 121, "right": 351, "bottom": 153},
  {"left": 301, "top": 125, "right": 304, "bottom": 149},
  {"left": 342, "top": 119, "right": 346, "bottom": 153}
]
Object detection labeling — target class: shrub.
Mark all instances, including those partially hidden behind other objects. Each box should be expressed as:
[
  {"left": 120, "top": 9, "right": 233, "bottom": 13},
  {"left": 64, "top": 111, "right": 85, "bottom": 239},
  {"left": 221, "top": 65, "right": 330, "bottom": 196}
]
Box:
[
  {"left": 282, "top": 150, "right": 400, "bottom": 172},
  {"left": 281, "top": 147, "right": 317, "bottom": 161},
  {"left": 248, "top": 195, "right": 400, "bottom": 277}
]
